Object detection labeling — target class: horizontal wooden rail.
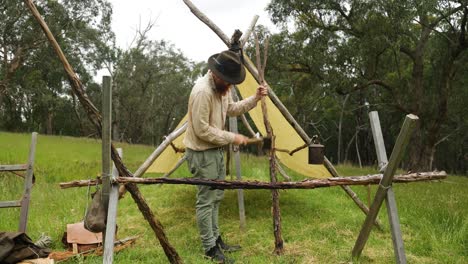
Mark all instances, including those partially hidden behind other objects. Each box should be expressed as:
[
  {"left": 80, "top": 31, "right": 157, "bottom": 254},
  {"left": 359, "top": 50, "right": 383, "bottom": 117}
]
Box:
[
  {"left": 0, "top": 164, "right": 28, "bottom": 171},
  {"left": 60, "top": 171, "right": 446, "bottom": 189},
  {"left": 0, "top": 200, "right": 22, "bottom": 208}
]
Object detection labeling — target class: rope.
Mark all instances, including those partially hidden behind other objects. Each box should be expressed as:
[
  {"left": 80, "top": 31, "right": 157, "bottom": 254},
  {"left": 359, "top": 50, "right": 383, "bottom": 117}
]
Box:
[{"left": 379, "top": 183, "right": 392, "bottom": 190}]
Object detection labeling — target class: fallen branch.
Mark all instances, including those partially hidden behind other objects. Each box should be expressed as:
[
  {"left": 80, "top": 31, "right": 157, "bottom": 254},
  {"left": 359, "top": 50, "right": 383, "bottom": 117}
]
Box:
[{"left": 60, "top": 171, "right": 446, "bottom": 189}]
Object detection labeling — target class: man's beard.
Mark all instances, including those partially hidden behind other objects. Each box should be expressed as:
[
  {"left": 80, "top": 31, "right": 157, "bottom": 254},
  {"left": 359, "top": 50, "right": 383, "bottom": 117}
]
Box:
[{"left": 215, "top": 82, "right": 230, "bottom": 95}]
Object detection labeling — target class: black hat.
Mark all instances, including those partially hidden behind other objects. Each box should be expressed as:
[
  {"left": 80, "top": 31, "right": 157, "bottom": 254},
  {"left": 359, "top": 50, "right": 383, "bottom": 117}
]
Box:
[{"left": 208, "top": 50, "right": 246, "bottom": 85}]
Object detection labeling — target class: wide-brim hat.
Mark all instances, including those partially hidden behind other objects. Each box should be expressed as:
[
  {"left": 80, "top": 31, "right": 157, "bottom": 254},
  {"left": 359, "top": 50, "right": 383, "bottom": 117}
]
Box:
[{"left": 208, "top": 50, "right": 246, "bottom": 85}]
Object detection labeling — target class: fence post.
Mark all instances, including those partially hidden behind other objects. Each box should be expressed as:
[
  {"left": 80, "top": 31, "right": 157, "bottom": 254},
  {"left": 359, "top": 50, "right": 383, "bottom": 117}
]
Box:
[{"left": 18, "top": 132, "right": 38, "bottom": 233}]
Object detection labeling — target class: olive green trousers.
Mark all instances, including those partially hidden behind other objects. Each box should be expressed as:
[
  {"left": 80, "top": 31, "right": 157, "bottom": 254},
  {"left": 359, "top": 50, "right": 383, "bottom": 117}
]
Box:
[{"left": 186, "top": 148, "right": 225, "bottom": 252}]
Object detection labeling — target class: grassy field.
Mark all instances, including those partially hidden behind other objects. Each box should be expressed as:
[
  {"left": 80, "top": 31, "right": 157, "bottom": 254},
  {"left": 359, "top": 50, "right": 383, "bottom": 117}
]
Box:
[{"left": 0, "top": 131, "right": 467, "bottom": 263}]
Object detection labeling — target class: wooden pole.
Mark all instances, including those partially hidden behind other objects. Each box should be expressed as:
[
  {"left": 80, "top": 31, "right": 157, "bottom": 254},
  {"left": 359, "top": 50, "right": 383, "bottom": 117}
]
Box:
[
  {"left": 254, "top": 33, "right": 284, "bottom": 255},
  {"left": 134, "top": 123, "right": 187, "bottom": 178},
  {"left": 102, "top": 76, "right": 112, "bottom": 216},
  {"left": 182, "top": 0, "right": 230, "bottom": 46},
  {"left": 119, "top": 123, "right": 187, "bottom": 197},
  {"left": 161, "top": 156, "right": 187, "bottom": 179},
  {"left": 230, "top": 88, "right": 246, "bottom": 229},
  {"left": 103, "top": 148, "right": 122, "bottom": 263},
  {"left": 369, "top": 111, "right": 406, "bottom": 263},
  {"left": 352, "top": 114, "right": 419, "bottom": 259},
  {"left": 18, "top": 132, "right": 37, "bottom": 233},
  {"left": 60, "top": 171, "right": 445, "bottom": 189},
  {"left": 240, "top": 15, "right": 259, "bottom": 47},
  {"left": 274, "top": 159, "right": 291, "bottom": 181},
  {"left": 233, "top": 87, "right": 256, "bottom": 137}
]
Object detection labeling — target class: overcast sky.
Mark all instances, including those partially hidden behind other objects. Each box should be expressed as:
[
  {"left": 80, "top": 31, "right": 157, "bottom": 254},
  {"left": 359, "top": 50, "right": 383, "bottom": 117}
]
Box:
[{"left": 109, "top": 0, "right": 276, "bottom": 63}]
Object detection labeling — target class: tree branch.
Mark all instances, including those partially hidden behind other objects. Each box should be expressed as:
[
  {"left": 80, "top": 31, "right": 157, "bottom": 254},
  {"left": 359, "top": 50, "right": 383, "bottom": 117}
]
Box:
[{"left": 60, "top": 171, "right": 447, "bottom": 189}]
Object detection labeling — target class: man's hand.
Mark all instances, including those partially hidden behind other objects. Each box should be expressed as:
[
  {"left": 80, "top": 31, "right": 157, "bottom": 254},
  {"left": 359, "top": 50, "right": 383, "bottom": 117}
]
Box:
[
  {"left": 233, "top": 134, "right": 249, "bottom": 145},
  {"left": 255, "top": 84, "right": 268, "bottom": 100}
]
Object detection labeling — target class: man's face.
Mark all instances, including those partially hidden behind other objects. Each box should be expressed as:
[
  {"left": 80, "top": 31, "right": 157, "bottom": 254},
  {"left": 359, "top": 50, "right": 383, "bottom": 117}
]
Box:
[{"left": 212, "top": 73, "right": 232, "bottom": 95}]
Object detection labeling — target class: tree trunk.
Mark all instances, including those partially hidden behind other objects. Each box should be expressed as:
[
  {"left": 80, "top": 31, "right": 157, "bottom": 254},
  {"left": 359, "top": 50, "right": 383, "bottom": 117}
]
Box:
[
  {"left": 337, "top": 94, "right": 349, "bottom": 164},
  {"left": 46, "top": 111, "right": 53, "bottom": 134}
]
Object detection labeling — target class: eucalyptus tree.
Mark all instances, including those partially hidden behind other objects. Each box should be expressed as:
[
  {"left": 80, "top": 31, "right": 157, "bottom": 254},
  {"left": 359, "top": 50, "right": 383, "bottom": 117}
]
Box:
[
  {"left": 0, "top": 0, "right": 115, "bottom": 135},
  {"left": 111, "top": 29, "right": 201, "bottom": 145},
  {"left": 266, "top": 0, "right": 468, "bottom": 171}
]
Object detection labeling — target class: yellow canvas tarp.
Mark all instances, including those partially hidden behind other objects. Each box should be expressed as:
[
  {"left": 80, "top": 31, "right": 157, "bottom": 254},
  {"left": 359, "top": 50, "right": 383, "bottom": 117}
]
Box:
[{"left": 147, "top": 67, "right": 331, "bottom": 178}]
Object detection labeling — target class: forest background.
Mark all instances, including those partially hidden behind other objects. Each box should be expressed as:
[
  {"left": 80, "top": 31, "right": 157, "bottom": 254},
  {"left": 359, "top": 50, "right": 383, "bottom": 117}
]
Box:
[{"left": 1, "top": 0, "right": 467, "bottom": 174}]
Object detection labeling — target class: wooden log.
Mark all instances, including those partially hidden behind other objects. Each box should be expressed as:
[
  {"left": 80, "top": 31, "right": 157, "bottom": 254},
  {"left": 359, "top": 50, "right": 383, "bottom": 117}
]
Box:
[{"left": 60, "top": 171, "right": 446, "bottom": 189}]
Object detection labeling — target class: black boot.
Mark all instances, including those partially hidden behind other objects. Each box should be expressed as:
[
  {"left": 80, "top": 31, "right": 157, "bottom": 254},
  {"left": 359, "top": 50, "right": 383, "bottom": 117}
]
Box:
[
  {"left": 216, "top": 236, "right": 242, "bottom": 253},
  {"left": 205, "top": 245, "right": 234, "bottom": 263}
]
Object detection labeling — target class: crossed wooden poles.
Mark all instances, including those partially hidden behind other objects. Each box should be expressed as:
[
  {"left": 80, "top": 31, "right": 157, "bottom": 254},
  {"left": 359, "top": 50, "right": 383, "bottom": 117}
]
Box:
[{"left": 25, "top": 0, "right": 446, "bottom": 263}]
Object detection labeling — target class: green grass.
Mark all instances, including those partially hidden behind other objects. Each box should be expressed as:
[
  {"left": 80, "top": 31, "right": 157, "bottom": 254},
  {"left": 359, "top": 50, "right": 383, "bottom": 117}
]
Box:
[{"left": 1, "top": 131, "right": 467, "bottom": 263}]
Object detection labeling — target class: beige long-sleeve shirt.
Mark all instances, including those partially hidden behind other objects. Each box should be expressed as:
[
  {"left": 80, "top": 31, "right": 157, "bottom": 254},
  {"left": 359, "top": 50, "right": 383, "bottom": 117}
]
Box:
[{"left": 183, "top": 72, "right": 258, "bottom": 151}]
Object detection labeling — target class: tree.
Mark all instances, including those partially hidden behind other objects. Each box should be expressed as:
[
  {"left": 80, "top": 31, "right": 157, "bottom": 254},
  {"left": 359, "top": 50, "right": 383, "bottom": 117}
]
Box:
[
  {"left": 266, "top": 0, "right": 468, "bottom": 172},
  {"left": 0, "top": 0, "right": 115, "bottom": 135},
  {"left": 111, "top": 23, "right": 201, "bottom": 145}
]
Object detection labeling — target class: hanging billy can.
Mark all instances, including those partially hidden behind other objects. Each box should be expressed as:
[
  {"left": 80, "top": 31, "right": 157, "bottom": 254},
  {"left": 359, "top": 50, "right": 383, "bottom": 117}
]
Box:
[{"left": 308, "top": 135, "right": 324, "bottom": 164}]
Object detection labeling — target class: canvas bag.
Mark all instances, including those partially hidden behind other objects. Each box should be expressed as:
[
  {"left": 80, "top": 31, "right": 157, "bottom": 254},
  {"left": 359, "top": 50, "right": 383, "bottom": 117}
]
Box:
[{"left": 84, "top": 188, "right": 107, "bottom": 233}]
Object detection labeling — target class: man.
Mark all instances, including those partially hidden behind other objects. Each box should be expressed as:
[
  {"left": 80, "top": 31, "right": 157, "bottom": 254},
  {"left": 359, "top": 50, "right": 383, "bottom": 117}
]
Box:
[{"left": 183, "top": 50, "right": 267, "bottom": 263}]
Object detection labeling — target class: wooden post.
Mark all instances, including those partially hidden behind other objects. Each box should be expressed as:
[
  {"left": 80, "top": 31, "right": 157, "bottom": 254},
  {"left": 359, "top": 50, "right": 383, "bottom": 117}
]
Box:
[
  {"left": 369, "top": 111, "right": 388, "bottom": 170},
  {"left": 101, "top": 76, "right": 112, "bottom": 214},
  {"left": 229, "top": 88, "right": 246, "bottom": 229},
  {"left": 18, "top": 132, "right": 37, "bottom": 233},
  {"left": 352, "top": 114, "right": 418, "bottom": 259},
  {"left": 254, "top": 33, "right": 284, "bottom": 255},
  {"left": 369, "top": 111, "right": 406, "bottom": 263},
  {"left": 103, "top": 148, "right": 122, "bottom": 263}
]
